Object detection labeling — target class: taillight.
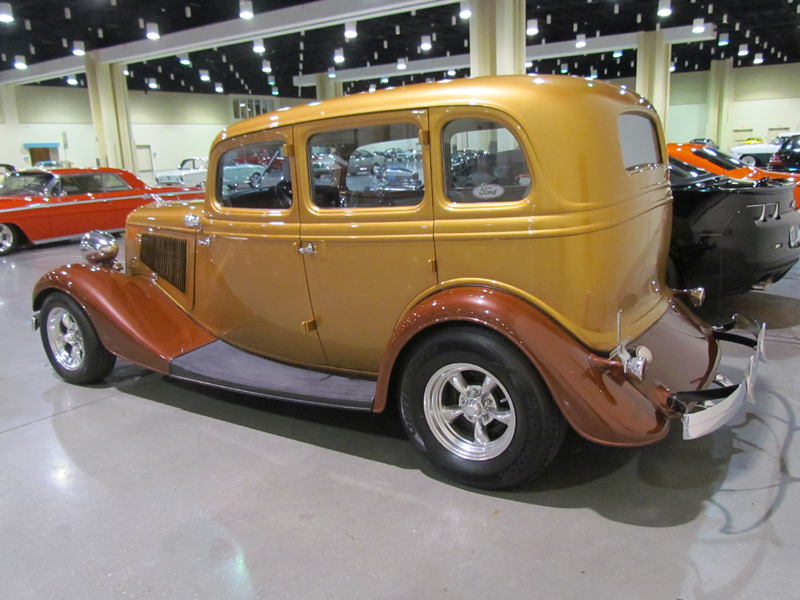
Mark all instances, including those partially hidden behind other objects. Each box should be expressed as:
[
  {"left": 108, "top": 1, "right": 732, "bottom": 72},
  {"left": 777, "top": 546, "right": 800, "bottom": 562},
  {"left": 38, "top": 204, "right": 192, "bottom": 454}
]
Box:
[{"left": 769, "top": 152, "right": 784, "bottom": 170}]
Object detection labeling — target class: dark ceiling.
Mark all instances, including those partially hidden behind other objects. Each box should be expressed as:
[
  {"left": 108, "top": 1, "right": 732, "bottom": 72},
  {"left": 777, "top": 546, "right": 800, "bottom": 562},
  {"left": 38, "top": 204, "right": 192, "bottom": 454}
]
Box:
[{"left": 0, "top": 0, "right": 798, "bottom": 98}]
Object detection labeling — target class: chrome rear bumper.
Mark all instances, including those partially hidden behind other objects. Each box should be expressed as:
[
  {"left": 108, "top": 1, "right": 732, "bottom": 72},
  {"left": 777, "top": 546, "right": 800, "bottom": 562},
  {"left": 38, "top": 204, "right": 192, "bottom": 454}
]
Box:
[{"left": 667, "top": 315, "right": 766, "bottom": 440}]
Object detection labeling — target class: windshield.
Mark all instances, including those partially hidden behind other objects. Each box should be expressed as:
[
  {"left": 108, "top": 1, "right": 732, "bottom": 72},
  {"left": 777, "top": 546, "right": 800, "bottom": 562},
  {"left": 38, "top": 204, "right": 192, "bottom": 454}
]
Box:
[
  {"left": 0, "top": 172, "right": 55, "bottom": 196},
  {"left": 691, "top": 146, "right": 747, "bottom": 170}
]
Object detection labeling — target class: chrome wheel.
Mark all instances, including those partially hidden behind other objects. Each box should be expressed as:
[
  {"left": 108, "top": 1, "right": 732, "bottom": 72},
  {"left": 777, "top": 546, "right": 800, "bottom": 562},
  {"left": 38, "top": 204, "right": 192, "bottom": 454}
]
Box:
[
  {"left": 0, "top": 223, "right": 17, "bottom": 254},
  {"left": 740, "top": 155, "right": 757, "bottom": 166},
  {"left": 424, "top": 362, "right": 516, "bottom": 461},
  {"left": 45, "top": 307, "right": 86, "bottom": 371}
]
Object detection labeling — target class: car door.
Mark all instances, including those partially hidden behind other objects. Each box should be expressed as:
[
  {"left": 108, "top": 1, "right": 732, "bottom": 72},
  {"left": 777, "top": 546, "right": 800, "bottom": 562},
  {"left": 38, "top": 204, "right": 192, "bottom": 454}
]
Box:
[
  {"left": 191, "top": 127, "right": 328, "bottom": 366},
  {"left": 47, "top": 173, "right": 121, "bottom": 238},
  {"left": 296, "top": 110, "right": 437, "bottom": 374}
]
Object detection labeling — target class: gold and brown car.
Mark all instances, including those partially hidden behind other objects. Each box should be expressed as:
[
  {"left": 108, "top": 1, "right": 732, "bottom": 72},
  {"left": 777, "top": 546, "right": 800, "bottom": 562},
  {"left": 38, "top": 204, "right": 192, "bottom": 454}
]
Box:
[{"left": 32, "top": 75, "right": 764, "bottom": 490}]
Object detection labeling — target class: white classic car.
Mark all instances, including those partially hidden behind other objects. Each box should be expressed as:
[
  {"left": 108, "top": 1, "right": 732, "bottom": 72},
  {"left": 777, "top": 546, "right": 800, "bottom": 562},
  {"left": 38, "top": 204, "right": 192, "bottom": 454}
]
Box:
[
  {"left": 155, "top": 157, "right": 209, "bottom": 187},
  {"left": 730, "top": 132, "right": 800, "bottom": 167}
]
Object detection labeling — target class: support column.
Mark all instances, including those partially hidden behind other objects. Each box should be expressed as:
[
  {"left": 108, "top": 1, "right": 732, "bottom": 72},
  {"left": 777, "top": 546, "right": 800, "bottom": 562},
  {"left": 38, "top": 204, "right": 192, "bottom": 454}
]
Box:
[
  {"left": 315, "top": 73, "right": 343, "bottom": 100},
  {"left": 635, "top": 30, "right": 672, "bottom": 133},
  {"left": 705, "top": 58, "right": 734, "bottom": 150},
  {"left": 84, "top": 52, "right": 136, "bottom": 171},
  {"left": 469, "top": 0, "right": 526, "bottom": 77}
]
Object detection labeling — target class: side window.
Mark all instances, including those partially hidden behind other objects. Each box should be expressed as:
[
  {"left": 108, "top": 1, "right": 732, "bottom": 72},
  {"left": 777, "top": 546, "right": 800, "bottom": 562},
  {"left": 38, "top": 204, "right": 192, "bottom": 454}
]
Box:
[
  {"left": 60, "top": 175, "right": 103, "bottom": 195},
  {"left": 442, "top": 119, "right": 531, "bottom": 203},
  {"left": 216, "top": 140, "right": 291, "bottom": 210},
  {"left": 618, "top": 113, "right": 662, "bottom": 169},
  {"left": 308, "top": 122, "right": 424, "bottom": 209},
  {"left": 101, "top": 174, "right": 131, "bottom": 191}
]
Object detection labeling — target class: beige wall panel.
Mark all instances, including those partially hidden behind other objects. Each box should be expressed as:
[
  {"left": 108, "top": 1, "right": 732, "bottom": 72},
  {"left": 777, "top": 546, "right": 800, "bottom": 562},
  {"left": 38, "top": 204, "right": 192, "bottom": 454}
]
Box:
[
  {"left": 670, "top": 71, "right": 709, "bottom": 105},
  {"left": 128, "top": 90, "right": 232, "bottom": 125},
  {"left": 734, "top": 63, "right": 800, "bottom": 101},
  {"left": 16, "top": 86, "right": 92, "bottom": 124}
]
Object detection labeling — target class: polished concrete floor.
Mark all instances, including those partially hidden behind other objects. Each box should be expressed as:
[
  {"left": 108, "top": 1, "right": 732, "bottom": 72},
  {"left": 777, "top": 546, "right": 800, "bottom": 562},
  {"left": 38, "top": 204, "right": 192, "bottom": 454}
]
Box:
[{"left": 2, "top": 241, "right": 799, "bottom": 600}]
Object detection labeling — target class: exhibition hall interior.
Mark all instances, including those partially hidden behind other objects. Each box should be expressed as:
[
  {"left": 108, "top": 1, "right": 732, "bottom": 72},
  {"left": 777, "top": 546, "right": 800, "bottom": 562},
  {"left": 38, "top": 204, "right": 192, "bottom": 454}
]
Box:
[{"left": 1, "top": 1, "right": 799, "bottom": 598}]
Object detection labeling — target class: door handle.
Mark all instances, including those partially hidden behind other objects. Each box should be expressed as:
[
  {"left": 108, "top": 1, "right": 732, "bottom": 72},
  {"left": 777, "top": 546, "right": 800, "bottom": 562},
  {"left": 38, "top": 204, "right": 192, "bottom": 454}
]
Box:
[{"left": 298, "top": 242, "right": 316, "bottom": 255}]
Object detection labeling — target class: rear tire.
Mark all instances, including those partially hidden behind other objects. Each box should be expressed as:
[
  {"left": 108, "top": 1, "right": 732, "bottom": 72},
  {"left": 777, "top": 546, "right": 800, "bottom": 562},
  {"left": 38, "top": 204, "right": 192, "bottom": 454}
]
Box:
[
  {"left": 40, "top": 292, "right": 116, "bottom": 384},
  {"left": 399, "top": 325, "right": 566, "bottom": 490},
  {"left": 739, "top": 154, "right": 757, "bottom": 167},
  {"left": 0, "top": 223, "right": 20, "bottom": 255}
]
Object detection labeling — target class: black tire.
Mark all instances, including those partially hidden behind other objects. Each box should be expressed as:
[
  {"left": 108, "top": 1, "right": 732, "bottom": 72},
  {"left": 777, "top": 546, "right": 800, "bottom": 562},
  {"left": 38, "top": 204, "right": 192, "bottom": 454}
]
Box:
[
  {"left": 739, "top": 154, "right": 757, "bottom": 167},
  {"left": 0, "top": 223, "right": 20, "bottom": 255},
  {"left": 665, "top": 255, "right": 683, "bottom": 289},
  {"left": 371, "top": 163, "right": 381, "bottom": 176},
  {"left": 40, "top": 292, "right": 116, "bottom": 384},
  {"left": 399, "top": 325, "right": 566, "bottom": 490}
]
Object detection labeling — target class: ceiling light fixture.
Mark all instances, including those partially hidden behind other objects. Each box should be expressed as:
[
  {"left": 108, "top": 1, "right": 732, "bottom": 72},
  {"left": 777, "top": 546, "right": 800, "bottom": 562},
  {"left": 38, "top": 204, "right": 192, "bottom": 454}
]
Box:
[
  {"left": 178, "top": 54, "right": 191, "bottom": 65},
  {"left": 271, "top": 87, "right": 279, "bottom": 96},
  {"left": 268, "top": 75, "right": 276, "bottom": 85},
  {"left": 669, "top": 62, "right": 676, "bottom": 72},
  {"left": 657, "top": 0, "right": 672, "bottom": 18},
  {"left": 66, "top": 74, "right": 78, "bottom": 85},
  {"left": 526, "top": 19, "right": 539, "bottom": 36},
  {"left": 420, "top": 35, "right": 432, "bottom": 51},
  {"left": 122, "top": 65, "right": 130, "bottom": 75},
  {"left": 738, "top": 44, "right": 749, "bottom": 56},
  {"left": 344, "top": 21, "right": 357, "bottom": 39},
  {"left": 0, "top": 2, "right": 14, "bottom": 23},
  {"left": 253, "top": 39, "right": 265, "bottom": 53},
  {"left": 447, "top": 69, "right": 456, "bottom": 77},
  {"left": 575, "top": 34, "right": 586, "bottom": 48},
  {"left": 560, "top": 64, "right": 568, "bottom": 73},
  {"left": 718, "top": 32, "right": 729, "bottom": 46},
  {"left": 753, "top": 53, "right": 764, "bottom": 65},
  {"left": 613, "top": 50, "right": 623, "bottom": 58},
  {"left": 327, "top": 67, "right": 336, "bottom": 79},
  {"left": 145, "top": 22, "right": 160, "bottom": 40},
  {"left": 334, "top": 47, "right": 344, "bottom": 63},
  {"left": 369, "top": 84, "right": 376, "bottom": 92},
  {"left": 692, "top": 18, "right": 705, "bottom": 34},
  {"left": 72, "top": 40, "right": 85, "bottom": 56},
  {"left": 199, "top": 69, "right": 210, "bottom": 81},
  {"left": 13, "top": 55, "right": 26, "bottom": 69},
  {"left": 147, "top": 77, "right": 158, "bottom": 90},
  {"left": 380, "top": 77, "right": 389, "bottom": 84},
  {"left": 459, "top": 1, "right": 471, "bottom": 19},
  {"left": 261, "top": 59, "right": 272, "bottom": 73},
  {"left": 214, "top": 82, "right": 223, "bottom": 93},
  {"left": 239, "top": 0, "right": 253, "bottom": 19},
  {"left": 396, "top": 57, "right": 407, "bottom": 70}
]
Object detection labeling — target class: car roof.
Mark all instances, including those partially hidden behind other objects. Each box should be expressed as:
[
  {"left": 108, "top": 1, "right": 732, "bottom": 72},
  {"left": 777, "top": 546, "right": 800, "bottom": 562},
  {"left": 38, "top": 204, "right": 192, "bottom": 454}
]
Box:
[{"left": 217, "top": 74, "right": 653, "bottom": 143}]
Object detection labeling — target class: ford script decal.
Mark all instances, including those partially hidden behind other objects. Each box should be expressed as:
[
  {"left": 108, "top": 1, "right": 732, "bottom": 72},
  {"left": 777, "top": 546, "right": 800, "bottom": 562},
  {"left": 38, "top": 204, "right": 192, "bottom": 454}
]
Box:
[{"left": 472, "top": 184, "right": 505, "bottom": 199}]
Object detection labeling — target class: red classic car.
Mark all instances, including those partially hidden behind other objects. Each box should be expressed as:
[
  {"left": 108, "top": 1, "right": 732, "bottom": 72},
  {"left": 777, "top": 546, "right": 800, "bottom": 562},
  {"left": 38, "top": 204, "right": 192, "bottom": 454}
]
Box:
[{"left": 0, "top": 167, "right": 204, "bottom": 255}]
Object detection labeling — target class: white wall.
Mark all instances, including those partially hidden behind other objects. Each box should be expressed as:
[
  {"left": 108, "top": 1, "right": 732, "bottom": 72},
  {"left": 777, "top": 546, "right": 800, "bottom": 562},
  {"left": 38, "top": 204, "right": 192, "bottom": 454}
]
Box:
[{"left": 0, "top": 84, "right": 303, "bottom": 173}]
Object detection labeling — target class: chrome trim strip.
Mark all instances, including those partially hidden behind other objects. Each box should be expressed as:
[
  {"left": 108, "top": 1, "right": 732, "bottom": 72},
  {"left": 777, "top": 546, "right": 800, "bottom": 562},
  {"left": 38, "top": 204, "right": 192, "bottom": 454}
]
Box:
[{"left": 32, "top": 228, "right": 124, "bottom": 245}]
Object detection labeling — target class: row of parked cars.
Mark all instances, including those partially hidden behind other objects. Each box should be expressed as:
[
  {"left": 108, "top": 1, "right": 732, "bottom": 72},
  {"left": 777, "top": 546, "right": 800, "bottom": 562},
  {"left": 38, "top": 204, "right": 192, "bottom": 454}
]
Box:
[{"left": 9, "top": 75, "right": 789, "bottom": 490}]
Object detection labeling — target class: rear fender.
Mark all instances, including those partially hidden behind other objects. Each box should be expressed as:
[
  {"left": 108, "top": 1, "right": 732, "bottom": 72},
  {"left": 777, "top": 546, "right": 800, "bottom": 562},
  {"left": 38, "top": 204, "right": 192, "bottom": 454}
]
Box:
[
  {"left": 375, "top": 286, "right": 687, "bottom": 446},
  {"left": 33, "top": 264, "right": 216, "bottom": 373}
]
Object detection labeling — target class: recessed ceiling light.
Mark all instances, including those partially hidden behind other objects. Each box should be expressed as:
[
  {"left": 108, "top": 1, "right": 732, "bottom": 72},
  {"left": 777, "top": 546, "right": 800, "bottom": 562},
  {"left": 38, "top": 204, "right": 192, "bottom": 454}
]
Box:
[
  {"left": 327, "top": 67, "right": 336, "bottom": 79},
  {"left": 0, "top": 2, "right": 14, "bottom": 23},
  {"left": 145, "top": 22, "right": 160, "bottom": 40},
  {"left": 657, "top": 0, "right": 672, "bottom": 18},
  {"left": 66, "top": 74, "right": 78, "bottom": 85},
  {"left": 718, "top": 33, "right": 729, "bottom": 46},
  {"left": 575, "top": 34, "right": 586, "bottom": 48},
  {"left": 214, "top": 82, "right": 223, "bottom": 93},
  {"left": 262, "top": 60, "right": 272, "bottom": 73},
  {"left": 420, "top": 35, "right": 432, "bottom": 51},
  {"left": 239, "top": 0, "right": 253, "bottom": 20},
  {"left": 72, "top": 41, "right": 85, "bottom": 56},
  {"left": 692, "top": 18, "right": 705, "bottom": 34},
  {"left": 178, "top": 54, "right": 191, "bottom": 65},
  {"left": 738, "top": 44, "right": 749, "bottom": 56},
  {"left": 253, "top": 39, "right": 265, "bottom": 53},
  {"left": 526, "top": 19, "right": 539, "bottom": 36},
  {"left": 199, "top": 69, "right": 210, "bottom": 81},
  {"left": 344, "top": 21, "right": 357, "bottom": 39},
  {"left": 397, "top": 57, "right": 407, "bottom": 70},
  {"left": 459, "top": 1, "right": 471, "bottom": 19},
  {"left": 753, "top": 53, "right": 764, "bottom": 65},
  {"left": 334, "top": 47, "right": 344, "bottom": 63},
  {"left": 13, "top": 55, "right": 27, "bottom": 69}
]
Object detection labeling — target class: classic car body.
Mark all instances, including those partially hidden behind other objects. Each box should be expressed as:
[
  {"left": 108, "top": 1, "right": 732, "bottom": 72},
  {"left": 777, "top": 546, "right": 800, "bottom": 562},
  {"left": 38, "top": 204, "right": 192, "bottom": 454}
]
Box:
[
  {"left": 667, "top": 157, "right": 800, "bottom": 296},
  {"left": 770, "top": 133, "right": 800, "bottom": 172},
  {"left": 668, "top": 142, "right": 800, "bottom": 204},
  {"left": 155, "top": 157, "right": 208, "bottom": 187},
  {"left": 730, "top": 133, "right": 800, "bottom": 167},
  {"left": 0, "top": 167, "right": 203, "bottom": 255},
  {"left": 32, "top": 76, "right": 764, "bottom": 490}
]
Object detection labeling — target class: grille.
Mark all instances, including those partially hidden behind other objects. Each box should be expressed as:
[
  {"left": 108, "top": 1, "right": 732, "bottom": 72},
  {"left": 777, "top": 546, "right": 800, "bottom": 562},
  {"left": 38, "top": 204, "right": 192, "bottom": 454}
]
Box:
[{"left": 140, "top": 234, "right": 187, "bottom": 293}]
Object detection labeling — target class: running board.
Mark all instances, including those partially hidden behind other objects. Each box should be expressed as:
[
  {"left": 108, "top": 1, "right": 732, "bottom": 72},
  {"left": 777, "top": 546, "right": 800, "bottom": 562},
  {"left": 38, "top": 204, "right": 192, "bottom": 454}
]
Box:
[{"left": 170, "top": 340, "right": 376, "bottom": 411}]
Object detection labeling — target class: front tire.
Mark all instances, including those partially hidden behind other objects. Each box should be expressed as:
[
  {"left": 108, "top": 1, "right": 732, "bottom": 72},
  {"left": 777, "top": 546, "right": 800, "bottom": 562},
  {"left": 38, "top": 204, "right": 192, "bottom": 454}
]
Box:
[
  {"left": 0, "top": 223, "right": 20, "bottom": 255},
  {"left": 40, "top": 292, "right": 116, "bottom": 384},
  {"left": 399, "top": 326, "right": 566, "bottom": 489}
]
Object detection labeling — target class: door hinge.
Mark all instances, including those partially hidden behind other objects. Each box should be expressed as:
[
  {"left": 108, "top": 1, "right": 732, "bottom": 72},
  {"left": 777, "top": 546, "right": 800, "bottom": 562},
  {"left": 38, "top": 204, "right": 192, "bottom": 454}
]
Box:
[
  {"left": 419, "top": 130, "right": 430, "bottom": 145},
  {"left": 428, "top": 258, "right": 437, "bottom": 274},
  {"left": 284, "top": 143, "right": 295, "bottom": 157},
  {"left": 301, "top": 319, "right": 317, "bottom": 333}
]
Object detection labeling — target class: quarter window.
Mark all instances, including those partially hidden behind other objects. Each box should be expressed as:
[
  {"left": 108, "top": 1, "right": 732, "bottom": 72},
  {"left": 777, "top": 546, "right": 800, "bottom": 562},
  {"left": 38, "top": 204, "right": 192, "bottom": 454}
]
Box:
[
  {"left": 101, "top": 173, "right": 131, "bottom": 191},
  {"left": 442, "top": 119, "right": 531, "bottom": 203},
  {"left": 308, "top": 123, "right": 424, "bottom": 209},
  {"left": 618, "top": 113, "right": 662, "bottom": 169},
  {"left": 216, "top": 140, "right": 291, "bottom": 210}
]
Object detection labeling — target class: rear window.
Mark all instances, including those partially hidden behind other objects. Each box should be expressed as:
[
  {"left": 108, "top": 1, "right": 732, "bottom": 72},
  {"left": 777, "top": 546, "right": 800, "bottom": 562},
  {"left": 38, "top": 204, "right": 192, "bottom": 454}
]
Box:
[{"left": 618, "top": 113, "right": 661, "bottom": 169}]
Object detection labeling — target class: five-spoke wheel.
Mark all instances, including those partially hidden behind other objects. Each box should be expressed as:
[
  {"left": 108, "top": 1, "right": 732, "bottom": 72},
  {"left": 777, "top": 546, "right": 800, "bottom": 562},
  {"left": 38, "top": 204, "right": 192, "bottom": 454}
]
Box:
[
  {"left": 400, "top": 325, "right": 566, "bottom": 490},
  {"left": 40, "top": 292, "right": 115, "bottom": 384}
]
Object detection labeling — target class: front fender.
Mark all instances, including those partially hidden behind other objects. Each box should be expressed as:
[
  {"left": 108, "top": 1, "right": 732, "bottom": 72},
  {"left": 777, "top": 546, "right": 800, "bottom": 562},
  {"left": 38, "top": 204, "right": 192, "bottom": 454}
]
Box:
[
  {"left": 374, "top": 286, "right": 718, "bottom": 446},
  {"left": 33, "top": 264, "right": 216, "bottom": 373}
]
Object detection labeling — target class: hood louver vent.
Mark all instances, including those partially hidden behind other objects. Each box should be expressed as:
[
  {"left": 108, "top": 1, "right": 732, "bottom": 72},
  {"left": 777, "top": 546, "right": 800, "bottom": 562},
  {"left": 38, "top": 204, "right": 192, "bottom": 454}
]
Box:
[{"left": 140, "top": 234, "right": 187, "bottom": 293}]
